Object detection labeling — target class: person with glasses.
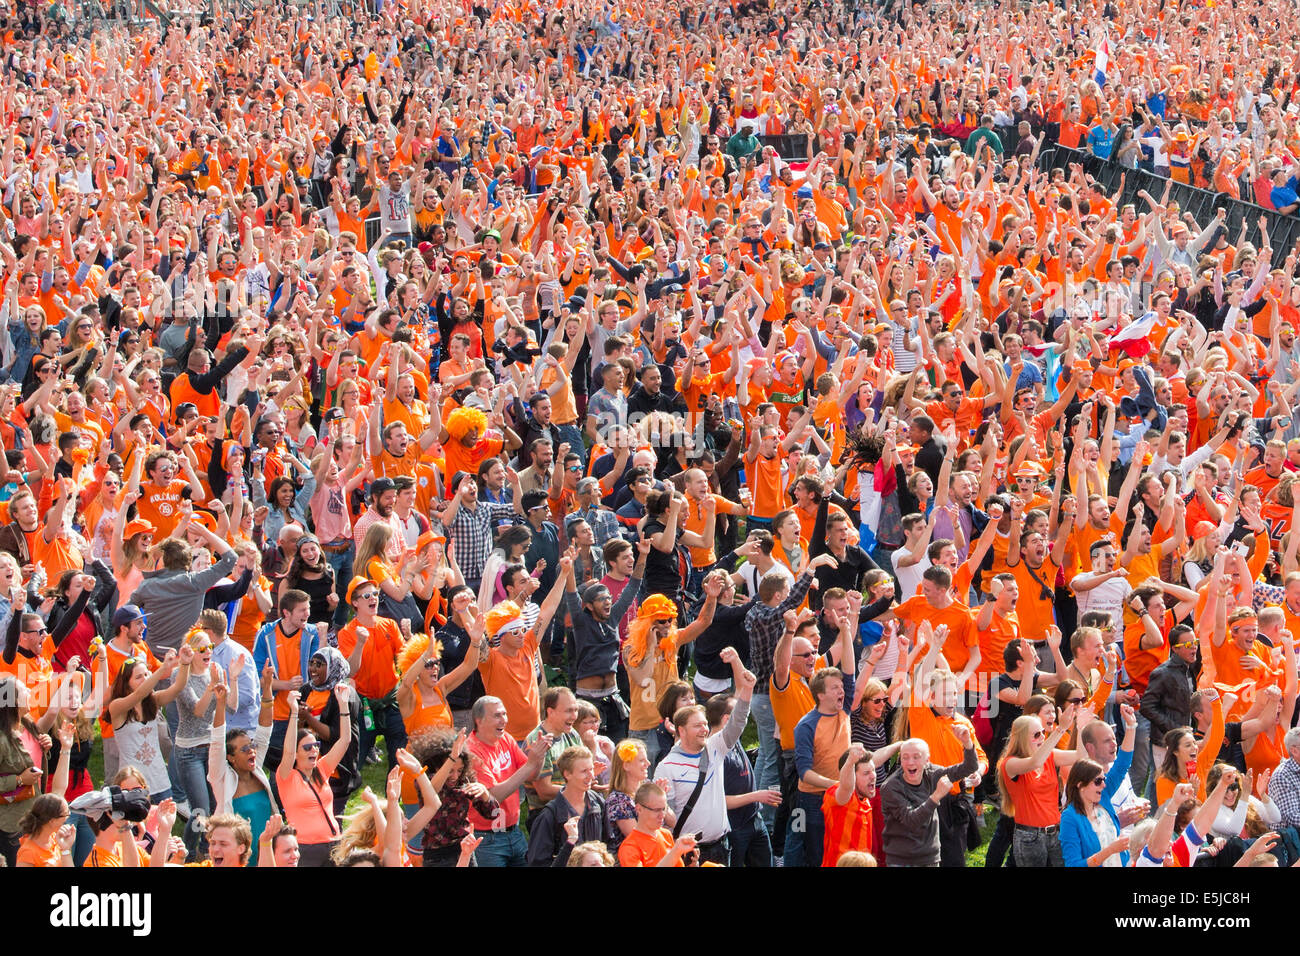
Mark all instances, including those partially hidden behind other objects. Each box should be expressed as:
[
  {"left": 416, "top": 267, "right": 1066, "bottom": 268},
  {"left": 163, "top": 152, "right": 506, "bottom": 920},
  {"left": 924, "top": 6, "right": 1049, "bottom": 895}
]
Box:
[
  {"left": 336, "top": 576, "right": 408, "bottom": 774},
  {"left": 103, "top": 641, "right": 195, "bottom": 803},
  {"left": 210, "top": 663, "right": 278, "bottom": 864},
  {"left": 617, "top": 780, "right": 699, "bottom": 867},
  {"left": 1059, "top": 754, "right": 1133, "bottom": 868},
  {"left": 14, "top": 792, "right": 75, "bottom": 867},
  {"left": 170, "top": 627, "right": 239, "bottom": 855},
  {"left": 276, "top": 683, "right": 353, "bottom": 867},
  {"left": 995, "top": 706, "right": 1086, "bottom": 867}
]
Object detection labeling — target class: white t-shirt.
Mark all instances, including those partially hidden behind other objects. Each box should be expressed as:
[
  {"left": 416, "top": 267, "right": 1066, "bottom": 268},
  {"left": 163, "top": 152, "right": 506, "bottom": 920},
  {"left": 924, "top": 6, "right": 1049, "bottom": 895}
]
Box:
[
  {"left": 1072, "top": 573, "right": 1132, "bottom": 631},
  {"left": 378, "top": 183, "right": 412, "bottom": 234},
  {"left": 738, "top": 560, "right": 793, "bottom": 601},
  {"left": 893, "top": 548, "right": 930, "bottom": 599}
]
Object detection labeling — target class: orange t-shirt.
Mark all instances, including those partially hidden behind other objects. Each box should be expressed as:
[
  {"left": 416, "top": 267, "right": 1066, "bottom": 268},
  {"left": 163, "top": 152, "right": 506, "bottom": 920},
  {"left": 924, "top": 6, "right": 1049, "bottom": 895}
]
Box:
[
  {"left": 135, "top": 478, "right": 190, "bottom": 538},
  {"left": 977, "top": 608, "right": 1020, "bottom": 677},
  {"left": 478, "top": 629, "right": 541, "bottom": 741},
  {"left": 893, "top": 596, "right": 978, "bottom": 675},
  {"left": 336, "top": 617, "right": 405, "bottom": 700},
  {"left": 821, "top": 785, "right": 874, "bottom": 866},
  {"left": 1000, "top": 753, "right": 1062, "bottom": 827},
  {"left": 617, "top": 827, "right": 681, "bottom": 867},
  {"left": 441, "top": 433, "right": 505, "bottom": 498},
  {"left": 747, "top": 453, "right": 783, "bottom": 519},
  {"left": 1008, "top": 556, "right": 1059, "bottom": 649},
  {"left": 16, "top": 834, "right": 62, "bottom": 867}
]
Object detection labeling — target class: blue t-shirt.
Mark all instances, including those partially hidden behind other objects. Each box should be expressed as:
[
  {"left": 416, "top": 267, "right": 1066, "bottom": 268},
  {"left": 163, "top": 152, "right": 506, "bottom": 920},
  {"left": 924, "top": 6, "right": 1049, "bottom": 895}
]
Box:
[
  {"left": 1272, "top": 178, "right": 1299, "bottom": 209},
  {"left": 1087, "top": 125, "right": 1116, "bottom": 159}
]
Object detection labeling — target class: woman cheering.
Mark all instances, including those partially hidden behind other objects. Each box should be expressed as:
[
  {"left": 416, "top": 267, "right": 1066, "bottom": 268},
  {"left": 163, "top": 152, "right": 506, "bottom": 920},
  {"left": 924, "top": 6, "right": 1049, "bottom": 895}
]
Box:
[{"left": 276, "top": 686, "right": 352, "bottom": 867}]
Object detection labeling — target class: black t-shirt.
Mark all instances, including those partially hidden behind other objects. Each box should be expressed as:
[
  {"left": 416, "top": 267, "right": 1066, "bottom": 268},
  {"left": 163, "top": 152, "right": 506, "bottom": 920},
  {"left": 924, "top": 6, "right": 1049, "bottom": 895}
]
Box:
[
  {"left": 319, "top": 685, "right": 362, "bottom": 794},
  {"left": 989, "top": 671, "right": 1042, "bottom": 764},
  {"left": 435, "top": 619, "right": 486, "bottom": 711},
  {"left": 641, "top": 519, "right": 683, "bottom": 599}
]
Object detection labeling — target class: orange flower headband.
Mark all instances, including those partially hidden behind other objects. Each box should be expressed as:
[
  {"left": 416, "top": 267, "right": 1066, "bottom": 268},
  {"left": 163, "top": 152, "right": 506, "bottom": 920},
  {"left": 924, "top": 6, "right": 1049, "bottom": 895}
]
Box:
[
  {"left": 616, "top": 741, "right": 640, "bottom": 764},
  {"left": 397, "top": 634, "right": 443, "bottom": 673}
]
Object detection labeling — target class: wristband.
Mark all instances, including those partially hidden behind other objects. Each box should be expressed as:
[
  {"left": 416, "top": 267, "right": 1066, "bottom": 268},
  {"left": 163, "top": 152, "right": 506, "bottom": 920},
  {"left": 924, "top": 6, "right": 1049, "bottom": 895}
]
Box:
[{"left": 262, "top": 696, "right": 274, "bottom": 704}]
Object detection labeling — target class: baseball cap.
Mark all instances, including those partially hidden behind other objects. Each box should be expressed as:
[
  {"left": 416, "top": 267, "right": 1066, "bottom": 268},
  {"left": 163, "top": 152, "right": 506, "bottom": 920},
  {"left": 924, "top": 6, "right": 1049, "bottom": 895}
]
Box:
[
  {"left": 111, "top": 604, "right": 145, "bottom": 631},
  {"left": 369, "top": 477, "right": 396, "bottom": 499}
]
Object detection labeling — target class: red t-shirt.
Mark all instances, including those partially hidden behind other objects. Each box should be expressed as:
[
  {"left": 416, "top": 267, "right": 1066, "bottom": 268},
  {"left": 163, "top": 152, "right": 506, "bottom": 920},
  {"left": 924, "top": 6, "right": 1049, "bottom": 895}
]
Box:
[{"left": 465, "top": 732, "right": 526, "bottom": 829}]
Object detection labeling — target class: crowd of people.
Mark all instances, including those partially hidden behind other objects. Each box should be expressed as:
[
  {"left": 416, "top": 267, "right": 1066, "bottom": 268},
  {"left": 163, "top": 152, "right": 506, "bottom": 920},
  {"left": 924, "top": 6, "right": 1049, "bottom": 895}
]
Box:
[{"left": 3, "top": 0, "right": 1300, "bottom": 870}]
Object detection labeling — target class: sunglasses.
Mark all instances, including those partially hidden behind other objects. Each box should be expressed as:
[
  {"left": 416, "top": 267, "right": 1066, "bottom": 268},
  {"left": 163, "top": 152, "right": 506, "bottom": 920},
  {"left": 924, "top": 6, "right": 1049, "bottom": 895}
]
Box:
[
  {"left": 301, "top": 741, "right": 320, "bottom": 752},
  {"left": 23, "top": 626, "right": 48, "bottom": 635},
  {"left": 793, "top": 651, "right": 816, "bottom": 659},
  {"left": 355, "top": 592, "right": 378, "bottom": 603},
  {"left": 1089, "top": 777, "right": 1107, "bottom": 787},
  {"left": 1067, "top": 698, "right": 1086, "bottom": 705},
  {"left": 235, "top": 743, "right": 257, "bottom": 754}
]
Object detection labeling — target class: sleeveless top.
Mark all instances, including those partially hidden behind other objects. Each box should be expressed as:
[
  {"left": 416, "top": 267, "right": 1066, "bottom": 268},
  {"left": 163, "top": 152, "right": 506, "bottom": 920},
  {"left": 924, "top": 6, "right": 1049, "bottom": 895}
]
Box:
[
  {"left": 113, "top": 714, "right": 171, "bottom": 795},
  {"left": 400, "top": 686, "right": 452, "bottom": 802}
]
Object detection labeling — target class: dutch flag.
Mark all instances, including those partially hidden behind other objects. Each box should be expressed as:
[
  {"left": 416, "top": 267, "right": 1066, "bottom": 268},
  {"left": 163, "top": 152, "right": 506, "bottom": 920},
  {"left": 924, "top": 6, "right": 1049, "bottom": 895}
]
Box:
[{"left": 1094, "top": 38, "right": 1110, "bottom": 88}]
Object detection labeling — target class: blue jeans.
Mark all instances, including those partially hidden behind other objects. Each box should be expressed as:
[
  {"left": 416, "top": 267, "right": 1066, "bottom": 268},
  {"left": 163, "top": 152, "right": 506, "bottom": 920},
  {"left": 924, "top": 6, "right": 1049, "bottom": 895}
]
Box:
[
  {"left": 170, "top": 743, "right": 212, "bottom": 855},
  {"left": 1130, "top": 712, "right": 1152, "bottom": 796},
  {"left": 555, "top": 423, "right": 586, "bottom": 467},
  {"left": 162, "top": 701, "right": 186, "bottom": 804},
  {"left": 749, "top": 693, "right": 780, "bottom": 829},
  {"left": 630, "top": 728, "right": 661, "bottom": 767},
  {"left": 728, "top": 815, "right": 772, "bottom": 867},
  {"left": 323, "top": 544, "right": 354, "bottom": 630},
  {"left": 71, "top": 812, "right": 95, "bottom": 866},
  {"left": 403, "top": 803, "right": 425, "bottom": 854},
  {"left": 784, "top": 790, "right": 826, "bottom": 867},
  {"left": 472, "top": 825, "right": 527, "bottom": 867}
]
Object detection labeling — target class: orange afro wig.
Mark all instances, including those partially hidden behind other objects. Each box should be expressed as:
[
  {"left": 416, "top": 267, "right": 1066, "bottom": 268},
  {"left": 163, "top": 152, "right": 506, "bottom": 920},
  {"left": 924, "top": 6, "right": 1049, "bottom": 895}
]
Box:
[
  {"left": 397, "top": 633, "right": 442, "bottom": 674},
  {"left": 624, "top": 596, "right": 679, "bottom": 668},
  {"left": 446, "top": 406, "right": 488, "bottom": 442}
]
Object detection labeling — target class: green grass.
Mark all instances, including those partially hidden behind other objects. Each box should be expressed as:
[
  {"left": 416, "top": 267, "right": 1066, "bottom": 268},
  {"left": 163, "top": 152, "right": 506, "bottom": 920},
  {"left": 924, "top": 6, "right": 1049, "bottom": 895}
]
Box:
[{"left": 965, "top": 805, "right": 1001, "bottom": 867}]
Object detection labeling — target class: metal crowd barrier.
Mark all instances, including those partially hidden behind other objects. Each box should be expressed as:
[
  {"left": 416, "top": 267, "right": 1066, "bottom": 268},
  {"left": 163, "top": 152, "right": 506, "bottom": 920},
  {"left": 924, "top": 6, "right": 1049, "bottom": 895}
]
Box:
[{"left": 1036, "top": 144, "right": 1300, "bottom": 252}]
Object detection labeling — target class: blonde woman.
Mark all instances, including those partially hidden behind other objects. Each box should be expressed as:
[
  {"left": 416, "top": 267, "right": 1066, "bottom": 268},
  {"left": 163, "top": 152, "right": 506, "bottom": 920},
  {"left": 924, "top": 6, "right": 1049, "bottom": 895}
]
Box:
[
  {"left": 996, "top": 707, "right": 1087, "bottom": 867},
  {"left": 604, "top": 738, "right": 674, "bottom": 854},
  {"left": 355, "top": 522, "right": 422, "bottom": 627},
  {"left": 332, "top": 754, "right": 442, "bottom": 867},
  {"left": 281, "top": 395, "right": 318, "bottom": 456},
  {"left": 565, "top": 841, "right": 614, "bottom": 867}
]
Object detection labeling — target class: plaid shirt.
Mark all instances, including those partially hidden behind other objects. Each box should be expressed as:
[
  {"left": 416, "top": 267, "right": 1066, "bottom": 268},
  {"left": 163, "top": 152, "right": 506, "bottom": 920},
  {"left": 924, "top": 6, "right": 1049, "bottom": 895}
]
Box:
[
  {"left": 744, "top": 570, "right": 815, "bottom": 694},
  {"left": 449, "top": 500, "right": 519, "bottom": 583},
  {"left": 573, "top": 504, "right": 624, "bottom": 549},
  {"left": 1269, "top": 758, "right": 1300, "bottom": 831}
]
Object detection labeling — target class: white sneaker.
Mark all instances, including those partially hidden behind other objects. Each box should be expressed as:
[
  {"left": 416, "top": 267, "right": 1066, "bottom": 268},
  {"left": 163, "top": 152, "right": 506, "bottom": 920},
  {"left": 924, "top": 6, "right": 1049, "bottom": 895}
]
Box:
[{"left": 174, "top": 800, "right": 191, "bottom": 821}]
